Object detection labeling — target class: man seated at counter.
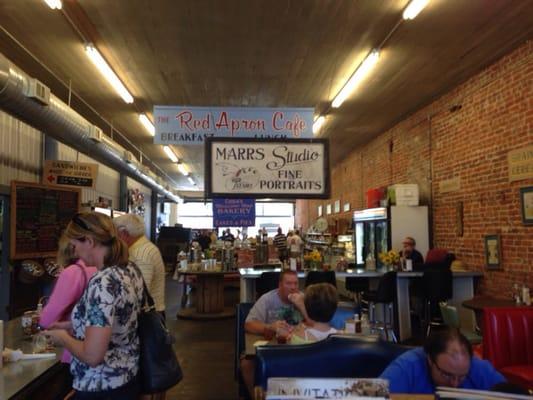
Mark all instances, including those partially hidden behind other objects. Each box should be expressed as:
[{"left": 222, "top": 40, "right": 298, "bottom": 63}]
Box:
[
  {"left": 400, "top": 236, "right": 424, "bottom": 269},
  {"left": 245, "top": 270, "right": 308, "bottom": 336},
  {"left": 380, "top": 327, "right": 505, "bottom": 394}
]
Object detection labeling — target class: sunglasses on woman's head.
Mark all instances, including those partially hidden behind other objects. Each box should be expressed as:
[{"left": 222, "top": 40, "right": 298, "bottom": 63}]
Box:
[{"left": 72, "top": 214, "right": 91, "bottom": 232}]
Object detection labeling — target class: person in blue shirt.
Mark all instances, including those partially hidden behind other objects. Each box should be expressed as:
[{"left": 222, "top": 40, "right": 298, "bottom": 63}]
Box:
[{"left": 380, "top": 327, "right": 505, "bottom": 394}]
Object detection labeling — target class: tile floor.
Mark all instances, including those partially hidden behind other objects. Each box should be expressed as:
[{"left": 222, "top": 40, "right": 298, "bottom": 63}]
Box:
[{"left": 165, "top": 278, "right": 240, "bottom": 400}]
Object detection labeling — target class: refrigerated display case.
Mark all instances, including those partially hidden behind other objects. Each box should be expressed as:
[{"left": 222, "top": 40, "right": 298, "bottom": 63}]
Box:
[{"left": 353, "top": 206, "right": 429, "bottom": 269}]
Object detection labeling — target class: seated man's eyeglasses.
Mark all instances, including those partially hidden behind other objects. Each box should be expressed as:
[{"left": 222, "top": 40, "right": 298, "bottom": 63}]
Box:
[{"left": 432, "top": 360, "right": 468, "bottom": 383}]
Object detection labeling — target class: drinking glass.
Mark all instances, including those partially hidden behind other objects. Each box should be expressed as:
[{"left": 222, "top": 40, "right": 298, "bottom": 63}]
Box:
[{"left": 276, "top": 326, "right": 291, "bottom": 344}]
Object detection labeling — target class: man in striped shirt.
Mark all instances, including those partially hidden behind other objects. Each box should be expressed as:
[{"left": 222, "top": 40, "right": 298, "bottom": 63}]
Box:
[
  {"left": 114, "top": 213, "right": 166, "bottom": 316},
  {"left": 274, "top": 227, "right": 287, "bottom": 262}
]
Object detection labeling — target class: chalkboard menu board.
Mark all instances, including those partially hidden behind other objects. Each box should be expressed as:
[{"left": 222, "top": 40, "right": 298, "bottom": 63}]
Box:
[{"left": 10, "top": 181, "right": 81, "bottom": 259}]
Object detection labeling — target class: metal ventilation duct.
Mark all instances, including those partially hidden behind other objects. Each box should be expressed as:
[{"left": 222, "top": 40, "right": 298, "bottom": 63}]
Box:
[{"left": 0, "top": 52, "right": 179, "bottom": 202}]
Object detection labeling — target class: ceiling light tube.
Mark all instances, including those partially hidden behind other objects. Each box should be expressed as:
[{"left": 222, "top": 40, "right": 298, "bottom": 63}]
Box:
[
  {"left": 177, "top": 162, "right": 189, "bottom": 176},
  {"left": 331, "top": 49, "right": 380, "bottom": 109},
  {"left": 85, "top": 44, "right": 133, "bottom": 104},
  {"left": 402, "top": 0, "right": 430, "bottom": 20},
  {"left": 139, "top": 113, "right": 155, "bottom": 136},
  {"left": 163, "top": 145, "right": 178, "bottom": 163},
  {"left": 44, "top": 0, "right": 62, "bottom": 9},
  {"left": 313, "top": 116, "right": 326, "bottom": 135},
  {"left": 187, "top": 176, "right": 195, "bottom": 185}
]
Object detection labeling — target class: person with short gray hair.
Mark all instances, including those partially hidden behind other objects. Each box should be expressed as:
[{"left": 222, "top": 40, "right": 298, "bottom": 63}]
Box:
[{"left": 114, "top": 214, "right": 166, "bottom": 314}]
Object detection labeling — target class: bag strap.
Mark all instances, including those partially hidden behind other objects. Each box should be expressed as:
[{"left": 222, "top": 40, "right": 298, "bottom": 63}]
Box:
[{"left": 141, "top": 278, "right": 156, "bottom": 312}]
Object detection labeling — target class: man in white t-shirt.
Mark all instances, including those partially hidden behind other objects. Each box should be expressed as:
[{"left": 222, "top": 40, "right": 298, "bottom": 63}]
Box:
[
  {"left": 241, "top": 270, "right": 308, "bottom": 397},
  {"left": 114, "top": 214, "right": 166, "bottom": 315}
]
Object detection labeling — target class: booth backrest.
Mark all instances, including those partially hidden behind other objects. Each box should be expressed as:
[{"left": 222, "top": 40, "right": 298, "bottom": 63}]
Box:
[
  {"left": 235, "top": 302, "right": 253, "bottom": 379},
  {"left": 254, "top": 335, "right": 411, "bottom": 389},
  {"left": 483, "top": 307, "right": 533, "bottom": 369}
]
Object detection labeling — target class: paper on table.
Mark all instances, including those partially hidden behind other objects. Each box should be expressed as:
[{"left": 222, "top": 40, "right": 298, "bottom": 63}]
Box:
[{"left": 254, "top": 340, "right": 270, "bottom": 347}]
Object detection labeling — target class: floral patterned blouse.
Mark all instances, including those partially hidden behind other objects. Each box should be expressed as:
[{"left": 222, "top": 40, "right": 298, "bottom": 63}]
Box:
[{"left": 70, "top": 262, "right": 144, "bottom": 392}]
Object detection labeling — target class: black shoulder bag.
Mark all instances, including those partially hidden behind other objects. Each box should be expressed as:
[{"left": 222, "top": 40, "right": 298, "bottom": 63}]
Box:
[{"left": 138, "top": 280, "right": 183, "bottom": 394}]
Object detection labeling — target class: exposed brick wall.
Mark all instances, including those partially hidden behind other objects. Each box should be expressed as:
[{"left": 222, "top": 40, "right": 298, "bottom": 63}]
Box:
[{"left": 296, "top": 40, "right": 532, "bottom": 298}]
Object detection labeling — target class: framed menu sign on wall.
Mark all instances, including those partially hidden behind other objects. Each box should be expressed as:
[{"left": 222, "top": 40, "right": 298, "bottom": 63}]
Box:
[
  {"left": 10, "top": 181, "right": 81, "bottom": 259},
  {"left": 205, "top": 138, "right": 330, "bottom": 199}
]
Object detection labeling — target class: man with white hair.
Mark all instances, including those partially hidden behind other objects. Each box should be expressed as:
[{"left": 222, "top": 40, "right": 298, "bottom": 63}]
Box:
[{"left": 114, "top": 213, "right": 166, "bottom": 315}]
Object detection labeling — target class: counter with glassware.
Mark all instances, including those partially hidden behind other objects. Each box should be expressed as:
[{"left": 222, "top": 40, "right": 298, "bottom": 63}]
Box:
[{"left": 0, "top": 318, "right": 70, "bottom": 400}]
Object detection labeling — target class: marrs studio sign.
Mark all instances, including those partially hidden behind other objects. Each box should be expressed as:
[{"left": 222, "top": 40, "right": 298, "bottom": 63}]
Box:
[
  {"left": 205, "top": 138, "right": 330, "bottom": 199},
  {"left": 154, "top": 106, "right": 313, "bottom": 145}
]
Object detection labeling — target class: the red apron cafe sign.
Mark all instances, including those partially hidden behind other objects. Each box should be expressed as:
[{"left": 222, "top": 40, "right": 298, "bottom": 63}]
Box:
[
  {"left": 154, "top": 106, "right": 314, "bottom": 145},
  {"left": 205, "top": 138, "right": 330, "bottom": 199}
]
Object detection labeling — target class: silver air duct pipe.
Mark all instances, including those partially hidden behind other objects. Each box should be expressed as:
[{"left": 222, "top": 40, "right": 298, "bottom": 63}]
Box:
[{"left": 0, "top": 52, "right": 180, "bottom": 203}]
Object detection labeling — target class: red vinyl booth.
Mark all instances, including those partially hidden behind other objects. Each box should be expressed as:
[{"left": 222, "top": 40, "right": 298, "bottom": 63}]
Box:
[{"left": 483, "top": 307, "right": 533, "bottom": 390}]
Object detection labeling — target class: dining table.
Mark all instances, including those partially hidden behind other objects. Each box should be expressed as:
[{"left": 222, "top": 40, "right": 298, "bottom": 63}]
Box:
[{"left": 462, "top": 295, "right": 525, "bottom": 333}]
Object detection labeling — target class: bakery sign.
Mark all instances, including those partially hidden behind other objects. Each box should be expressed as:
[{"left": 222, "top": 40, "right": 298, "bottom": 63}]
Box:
[
  {"left": 154, "top": 106, "right": 314, "bottom": 145},
  {"left": 205, "top": 138, "right": 330, "bottom": 199},
  {"left": 43, "top": 160, "right": 98, "bottom": 189}
]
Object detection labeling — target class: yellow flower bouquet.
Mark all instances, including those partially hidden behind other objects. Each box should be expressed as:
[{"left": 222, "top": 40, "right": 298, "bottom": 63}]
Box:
[
  {"left": 378, "top": 250, "right": 400, "bottom": 269},
  {"left": 304, "top": 249, "right": 322, "bottom": 270}
]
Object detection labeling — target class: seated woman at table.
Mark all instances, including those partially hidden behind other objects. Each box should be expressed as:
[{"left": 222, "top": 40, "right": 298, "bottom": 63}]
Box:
[{"left": 288, "top": 283, "right": 338, "bottom": 344}]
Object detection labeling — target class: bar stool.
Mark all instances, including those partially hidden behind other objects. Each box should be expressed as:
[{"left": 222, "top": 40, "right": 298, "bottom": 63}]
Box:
[
  {"left": 422, "top": 268, "right": 453, "bottom": 336},
  {"left": 255, "top": 271, "right": 280, "bottom": 299},
  {"left": 362, "top": 271, "right": 397, "bottom": 342},
  {"left": 305, "top": 270, "right": 336, "bottom": 287},
  {"left": 345, "top": 276, "right": 370, "bottom": 312}
]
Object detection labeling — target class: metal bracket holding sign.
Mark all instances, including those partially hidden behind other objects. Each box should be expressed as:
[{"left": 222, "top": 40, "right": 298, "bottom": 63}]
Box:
[{"left": 205, "top": 138, "right": 330, "bottom": 199}]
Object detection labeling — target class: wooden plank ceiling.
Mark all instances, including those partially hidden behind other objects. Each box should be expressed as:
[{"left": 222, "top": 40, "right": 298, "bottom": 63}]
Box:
[{"left": 0, "top": 0, "right": 532, "bottom": 195}]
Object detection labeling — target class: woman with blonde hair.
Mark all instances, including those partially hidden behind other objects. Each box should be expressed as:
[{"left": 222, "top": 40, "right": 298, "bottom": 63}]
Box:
[
  {"left": 39, "top": 236, "right": 97, "bottom": 363},
  {"left": 46, "top": 212, "right": 144, "bottom": 399}
]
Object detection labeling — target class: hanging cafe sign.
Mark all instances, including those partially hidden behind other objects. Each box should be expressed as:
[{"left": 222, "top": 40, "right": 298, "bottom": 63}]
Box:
[
  {"left": 205, "top": 138, "right": 330, "bottom": 199},
  {"left": 153, "top": 106, "right": 314, "bottom": 145}
]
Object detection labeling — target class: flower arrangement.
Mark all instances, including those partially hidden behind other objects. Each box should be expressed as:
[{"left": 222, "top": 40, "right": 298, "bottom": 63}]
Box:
[
  {"left": 304, "top": 249, "right": 322, "bottom": 270},
  {"left": 378, "top": 250, "right": 400, "bottom": 268}
]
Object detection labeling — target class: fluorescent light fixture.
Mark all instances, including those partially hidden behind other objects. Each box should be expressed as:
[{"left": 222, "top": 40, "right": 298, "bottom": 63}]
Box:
[
  {"left": 139, "top": 113, "right": 155, "bottom": 136},
  {"left": 44, "top": 0, "right": 62, "bottom": 9},
  {"left": 187, "top": 176, "right": 196, "bottom": 185},
  {"left": 163, "top": 145, "right": 178, "bottom": 163},
  {"left": 85, "top": 44, "right": 133, "bottom": 104},
  {"left": 403, "top": 0, "right": 430, "bottom": 20},
  {"left": 177, "top": 162, "right": 189, "bottom": 176},
  {"left": 331, "top": 50, "right": 380, "bottom": 108},
  {"left": 313, "top": 116, "right": 326, "bottom": 135}
]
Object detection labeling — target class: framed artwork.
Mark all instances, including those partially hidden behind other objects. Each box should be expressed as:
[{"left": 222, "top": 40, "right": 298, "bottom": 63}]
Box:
[
  {"left": 520, "top": 186, "right": 533, "bottom": 224},
  {"left": 334, "top": 200, "right": 340, "bottom": 213},
  {"left": 318, "top": 205, "right": 323, "bottom": 217},
  {"left": 343, "top": 202, "right": 350, "bottom": 212},
  {"left": 326, "top": 204, "right": 332, "bottom": 215},
  {"left": 484, "top": 234, "right": 501, "bottom": 270}
]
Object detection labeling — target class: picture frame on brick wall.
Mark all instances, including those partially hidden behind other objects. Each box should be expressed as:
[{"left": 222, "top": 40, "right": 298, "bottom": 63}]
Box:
[
  {"left": 318, "top": 205, "right": 323, "bottom": 217},
  {"left": 484, "top": 234, "right": 501, "bottom": 270},
  {"left": 334, "top": 200, "right": 340, "bottom": 214},
  {"left": 519, "top": 186, "right": 533, "bottom": 225},
  {"left": 326, "top": 204, "right": 332, "bottom": 215}
]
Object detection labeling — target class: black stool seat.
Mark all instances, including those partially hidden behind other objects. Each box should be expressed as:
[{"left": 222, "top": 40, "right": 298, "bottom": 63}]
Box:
[
  {"left": 305, "top": 270, "right": 336, "bottom": 287},
  {"left": 256, "top": 271, "right": 280, "bottom": 299}
]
